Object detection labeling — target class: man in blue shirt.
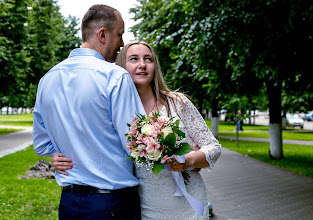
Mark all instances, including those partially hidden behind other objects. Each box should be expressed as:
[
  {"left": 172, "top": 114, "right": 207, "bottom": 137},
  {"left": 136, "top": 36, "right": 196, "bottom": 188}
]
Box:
[{"left": 33, "top": 4, "right": 145, "bottom": 219}]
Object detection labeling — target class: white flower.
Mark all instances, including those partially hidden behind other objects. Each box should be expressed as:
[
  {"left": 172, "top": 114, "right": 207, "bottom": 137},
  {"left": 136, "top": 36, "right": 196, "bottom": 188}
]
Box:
[
  {"left": 162, "top": 127, "right": 173, "bottom": 137},
  {"left": 146, "top": 149, "right": 162, "bottom": 161},
  {"left": 141, "top": 124, "right": 156, "bottom": 136},
  {"left": 131, "top": 150, "right": 139, "bottom": 158}
]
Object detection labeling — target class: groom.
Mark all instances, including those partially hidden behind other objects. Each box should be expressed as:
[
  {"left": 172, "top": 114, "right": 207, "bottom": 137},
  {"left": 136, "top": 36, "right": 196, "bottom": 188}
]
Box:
[{"left": 33, "top": 4, "right": 145, "bottom": 219}]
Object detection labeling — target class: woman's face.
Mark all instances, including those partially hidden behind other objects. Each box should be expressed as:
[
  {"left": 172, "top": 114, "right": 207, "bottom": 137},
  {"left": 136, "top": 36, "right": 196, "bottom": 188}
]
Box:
[{"left": 125, "top": 44, "right": 155, "bottom": 87}]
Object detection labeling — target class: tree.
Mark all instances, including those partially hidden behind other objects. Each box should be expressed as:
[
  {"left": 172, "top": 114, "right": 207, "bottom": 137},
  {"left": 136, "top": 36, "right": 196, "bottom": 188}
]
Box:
[
  {"left": 0, "top": 0, "right": 81, "bottom": 110},
  {"left": 130, "top": 0, "right": 313, "bottom": 159},
  {"left": 0, "top": 0, "right": 31, "bottom": 110}
]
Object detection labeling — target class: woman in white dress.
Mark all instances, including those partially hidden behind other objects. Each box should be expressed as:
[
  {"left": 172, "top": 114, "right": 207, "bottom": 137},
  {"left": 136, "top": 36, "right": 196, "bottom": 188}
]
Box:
[{"left": 52, "top": 41, "right": 221, "bottom": 219}]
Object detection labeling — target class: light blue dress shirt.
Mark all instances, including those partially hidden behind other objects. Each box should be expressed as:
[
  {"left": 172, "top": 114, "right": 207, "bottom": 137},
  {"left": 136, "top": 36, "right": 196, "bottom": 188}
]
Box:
[{"left": 33, "top": 48, "right": 146, "bottom": 189}]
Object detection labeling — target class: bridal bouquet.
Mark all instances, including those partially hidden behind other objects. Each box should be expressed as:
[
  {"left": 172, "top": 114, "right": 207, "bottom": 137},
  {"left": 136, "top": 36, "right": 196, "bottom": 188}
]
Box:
[{"left": 126, "top": 112, "right": 192, "bottom": 175}]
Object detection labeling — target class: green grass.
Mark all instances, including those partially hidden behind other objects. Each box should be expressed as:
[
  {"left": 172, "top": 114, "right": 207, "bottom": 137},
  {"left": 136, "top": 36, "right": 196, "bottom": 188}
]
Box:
[
  {"left": 219, "top": 139, "right": 313, "bottom": 179},
  {"left": 0, "top": 128, "right": 21, "bottom": 136},
  {"left": 0, "top": 114, "right": 33, "bottom": 127},
  {"left": 206, "top": 120, "right": 313, "bottom": 141},
  {"left": 0, "top": 146, "right": 60, "bottom": 220},
  {"left": 0, "top": 114, "right": 33, "bottom": 120}
]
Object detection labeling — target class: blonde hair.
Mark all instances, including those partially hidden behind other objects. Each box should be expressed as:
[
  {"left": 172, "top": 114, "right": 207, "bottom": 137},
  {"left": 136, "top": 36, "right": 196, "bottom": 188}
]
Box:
[{"left": 115, "top": 41, "right": 185, "bottom": 116}]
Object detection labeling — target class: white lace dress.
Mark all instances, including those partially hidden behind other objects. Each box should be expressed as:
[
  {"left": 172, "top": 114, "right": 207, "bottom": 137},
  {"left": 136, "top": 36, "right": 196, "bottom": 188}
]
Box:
[{"left": 136, "top": 94, "right": 221, "bottom": 220}]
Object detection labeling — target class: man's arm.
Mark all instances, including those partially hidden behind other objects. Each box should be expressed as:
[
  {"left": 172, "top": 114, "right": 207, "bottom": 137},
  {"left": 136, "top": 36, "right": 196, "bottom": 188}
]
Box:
[
  {"left": 110, "top": 73, "right": 146, "bottom": 154},
  {"left": 33, "top": 101, "right": 58, "bottom": 157}
]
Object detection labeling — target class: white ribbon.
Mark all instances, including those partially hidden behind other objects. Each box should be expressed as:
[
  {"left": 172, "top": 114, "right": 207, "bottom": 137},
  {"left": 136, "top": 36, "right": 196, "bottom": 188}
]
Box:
[{"left": 165, "top": 154, "right": 205, "bottom": 216}]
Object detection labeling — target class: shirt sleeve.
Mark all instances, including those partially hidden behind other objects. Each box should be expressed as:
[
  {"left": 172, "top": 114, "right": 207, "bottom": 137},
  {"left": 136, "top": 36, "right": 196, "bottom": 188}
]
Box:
[
  {"left": 110, "top": 73, "right": 146, "bottom": 155},
  {"left": 176, "top": 95, "right": 221, "bottom": 169},
  {"left": 32, "top": 93, "right": 58, "bottom": 157}
]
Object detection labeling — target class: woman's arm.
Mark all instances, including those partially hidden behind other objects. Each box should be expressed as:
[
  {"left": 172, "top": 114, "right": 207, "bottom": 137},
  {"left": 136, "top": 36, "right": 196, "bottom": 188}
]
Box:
[
  {"left": 166, "top": 150, "right": 208, "bottom": 172},
  {"left": 167, "top": 95, "right": 221, "bottom": 171},
  {"left": 51, "top": 153, "right": 73, "bottom": 175}
]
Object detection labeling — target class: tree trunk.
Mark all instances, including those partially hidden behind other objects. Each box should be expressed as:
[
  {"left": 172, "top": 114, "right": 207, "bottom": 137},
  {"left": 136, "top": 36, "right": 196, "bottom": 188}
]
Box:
[
  {"left": 211, "top": 98, "right": 219, "bottom": 138},
  {"left": 267, "top": 82, "right": 283, "bottom": 159},
  {"left": 253, "top": 110, "right": 256, "bottom": 125}
]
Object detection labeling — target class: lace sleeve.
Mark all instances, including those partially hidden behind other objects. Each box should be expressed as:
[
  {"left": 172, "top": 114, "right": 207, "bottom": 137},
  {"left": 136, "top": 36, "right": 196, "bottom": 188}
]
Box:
[{"left": 174, "top": 95, "right": 221, "bottom": 169}]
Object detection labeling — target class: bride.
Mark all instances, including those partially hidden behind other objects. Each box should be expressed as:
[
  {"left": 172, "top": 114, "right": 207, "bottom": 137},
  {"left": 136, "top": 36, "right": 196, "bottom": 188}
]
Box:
[{"left": 52, "top": 41, "right": 221, "bottom": 219}]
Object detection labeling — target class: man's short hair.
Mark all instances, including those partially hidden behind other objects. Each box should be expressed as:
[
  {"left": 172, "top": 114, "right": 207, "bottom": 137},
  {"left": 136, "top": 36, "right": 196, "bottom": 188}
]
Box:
[{"left": 81, "top": 4, "right": 118, "bottom": 42}]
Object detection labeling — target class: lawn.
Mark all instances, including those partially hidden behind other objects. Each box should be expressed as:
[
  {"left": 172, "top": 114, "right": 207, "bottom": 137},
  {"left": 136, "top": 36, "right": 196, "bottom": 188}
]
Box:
[
  {"left": 0, "top": 114, "right": 33, "bottom": 127},
  {"left": 206, "top": 120, "right": 313, "bottom": 141},
  {"left": 0, "top": 146, "right": 60, "bottom": 220},
  {"left": 0, "top": 128, "right": 21, "bottom": 136}
]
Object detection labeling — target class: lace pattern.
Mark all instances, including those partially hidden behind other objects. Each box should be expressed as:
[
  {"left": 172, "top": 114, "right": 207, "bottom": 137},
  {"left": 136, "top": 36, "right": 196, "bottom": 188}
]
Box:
[
  {"left": 136, "top": 94, "right": 221, "bottom": 219},
  {"left": 168, "top": 94, "right": 221, "bottom": 169}
]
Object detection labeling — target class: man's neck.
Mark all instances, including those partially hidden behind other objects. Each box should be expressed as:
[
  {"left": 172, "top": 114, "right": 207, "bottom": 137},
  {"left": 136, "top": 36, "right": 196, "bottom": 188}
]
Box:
[{"left": 81, "top": 42, "right": 105, "bottom": 59}]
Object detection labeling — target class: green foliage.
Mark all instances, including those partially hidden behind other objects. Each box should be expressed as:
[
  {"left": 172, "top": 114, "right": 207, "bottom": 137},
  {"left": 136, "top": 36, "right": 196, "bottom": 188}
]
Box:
[
  {"left": 0, "top": 146, "right": 60, "bottom": 219},
  {"left": 152, "top": 163, "right": 164, "bottom": 175},
  {"left": 173, "top": 143, "right": 192, "bottom": 156},
  {"left": 163, "top": 132, "right": 176, "bottom": 148},
  {"left": 0, "top": 0, "right": 81, "bottom": 109},
  {"left": 130, "top": 0, "right": 313, "bottom": 115}
]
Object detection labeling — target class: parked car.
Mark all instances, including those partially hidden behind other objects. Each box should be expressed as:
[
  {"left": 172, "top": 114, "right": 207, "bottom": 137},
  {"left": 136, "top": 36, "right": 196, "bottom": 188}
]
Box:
[
  {"left": 286, "top": 114, "right": 304, "bottom": 128},
  {"left": 303, "top": 112, "right": 313, "bottom": 121}
]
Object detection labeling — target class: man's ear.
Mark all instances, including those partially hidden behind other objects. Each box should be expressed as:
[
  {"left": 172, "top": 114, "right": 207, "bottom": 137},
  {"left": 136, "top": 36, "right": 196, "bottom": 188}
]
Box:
[{"left": 97, "top": 28, "right": 107, "bottom": 43}]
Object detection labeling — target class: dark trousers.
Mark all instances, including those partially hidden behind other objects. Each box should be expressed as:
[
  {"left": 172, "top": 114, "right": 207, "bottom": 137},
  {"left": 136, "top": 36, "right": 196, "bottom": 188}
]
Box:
[{"left": 58, "top": 187, "right": 141, "bottom": 220}]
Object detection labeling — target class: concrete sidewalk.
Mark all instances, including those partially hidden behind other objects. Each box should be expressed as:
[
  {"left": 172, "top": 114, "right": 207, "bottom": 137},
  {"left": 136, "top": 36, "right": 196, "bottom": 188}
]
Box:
[
  {"left": 201, "top": 147, "right": 313, "bottom": 220},
  {"left": 0, "top": 125, "right": 33, "bottom": 158}
]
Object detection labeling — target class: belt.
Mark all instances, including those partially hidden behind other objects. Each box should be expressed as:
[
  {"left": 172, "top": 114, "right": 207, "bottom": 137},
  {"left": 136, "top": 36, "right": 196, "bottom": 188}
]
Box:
[{"left": 62, "top": 184, "right": 137, "bottom": 194}]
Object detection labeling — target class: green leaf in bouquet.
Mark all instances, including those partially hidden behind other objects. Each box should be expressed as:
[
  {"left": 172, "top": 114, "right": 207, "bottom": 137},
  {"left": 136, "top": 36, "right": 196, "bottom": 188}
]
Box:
[
  {"left": 173, "top": 128, "right": 186, "bottom": 138},
  {"left": 152, "top": 163, "right": 164, "bottom": 175},
  {"left": 159, "top": 134, "right": 164, "bottom": 145},
  {"left": 173, "top": 119, "right": 180, "bottom": 128},
  {"left": 163, "top": 133, "right": 176, "bottom": 148},
  {"left": 173, "top": 143, "right": 192, "bottom": 155},
  {"left": 127, "top": 156, "right": 134, "bottom": 161},
  {"left": 137, "top": 156, "right": 145, "bottom": 162},
  {"left": 136, "top": 113, "right": 145, "bottom": 120}
]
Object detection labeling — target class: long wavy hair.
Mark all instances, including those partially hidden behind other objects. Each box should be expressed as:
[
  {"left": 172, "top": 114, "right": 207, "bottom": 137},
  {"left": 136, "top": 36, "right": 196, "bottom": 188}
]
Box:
[{"left": 115, "top": 41, "right": 184, "bottom": 116}]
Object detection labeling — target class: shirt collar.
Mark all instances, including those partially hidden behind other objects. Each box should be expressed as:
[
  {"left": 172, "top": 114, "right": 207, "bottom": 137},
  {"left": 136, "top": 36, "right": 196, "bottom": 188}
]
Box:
[{"left": 69, "top": 48, "right": 105, "bottom": 61}]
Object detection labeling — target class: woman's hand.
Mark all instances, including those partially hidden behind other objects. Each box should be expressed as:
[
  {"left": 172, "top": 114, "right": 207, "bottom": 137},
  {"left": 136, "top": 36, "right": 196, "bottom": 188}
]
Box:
[
  {"left": 165, "top": 157, "right": 188, "bottom": 172},
  {"left": 51, "top": 153, "right": 73, "bottom": 175},
  {"left": 165, "top": 145, "right": 208, "bottom": 172}
]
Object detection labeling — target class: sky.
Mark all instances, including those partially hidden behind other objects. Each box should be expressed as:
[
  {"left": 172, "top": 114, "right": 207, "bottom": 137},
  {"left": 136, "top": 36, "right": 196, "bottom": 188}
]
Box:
[{"left": 57, "top": 0, "right": 139, "bottom": 44}]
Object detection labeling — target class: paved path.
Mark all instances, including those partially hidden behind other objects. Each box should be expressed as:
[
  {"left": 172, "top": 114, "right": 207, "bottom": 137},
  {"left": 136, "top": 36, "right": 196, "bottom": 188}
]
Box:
[
  {"left": 0, "top": 125, "right": 33, "bottom": 158},
  {"left": 201, "top": 147, "right": 313, "bottom": 220}
]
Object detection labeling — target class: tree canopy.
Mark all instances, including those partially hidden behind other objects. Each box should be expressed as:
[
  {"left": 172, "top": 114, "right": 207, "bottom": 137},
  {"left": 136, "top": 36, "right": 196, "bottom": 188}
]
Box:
[
  {"left": 0, "top": 0, "right": 81, "bottom": 110},
  {"left": 130, "top": 0, "right": 313, "bottom": 158}
]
